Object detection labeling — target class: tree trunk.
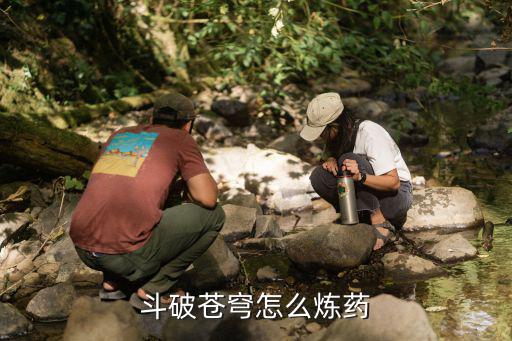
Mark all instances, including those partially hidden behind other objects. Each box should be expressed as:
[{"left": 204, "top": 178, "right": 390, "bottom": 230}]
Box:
[{"left": 0, "top": 113, "right": 100, "bottom": 176}]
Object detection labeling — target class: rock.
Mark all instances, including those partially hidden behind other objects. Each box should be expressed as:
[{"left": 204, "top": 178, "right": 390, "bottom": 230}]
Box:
[
  {"left": 37, "top": 262, "right": 60, "bottom": 275},
  {"left": 221, "top": 204, "right": 257, "bottom": 242},
  {"left": 16, "top": 258, "right": 34, "bottom": 274},
  {"left": 23, "top": 272, "right": 41, "bottom": 286},
  {"left": 211, "top": 99, "right": 250, "bottom": 127},
  {"left": 234, "top": 236, "right": 291, "bottom": 251},
  {"left": 185, "top": 235, "right": 240, "bottom": 289},
  {"left": 424, "top": 234, "right": 478, "bottom": 263},
  {"left": 204, "top": 144, "right": 315, "bottom": 213},
  {"left": 17, "top": 239, "right": 42, "bottom": 257},
  {"left": 267, "top": 133, "right": 314, "bottom": 159},
  {"left": 314, "top": 77, "right": 372, "bottom": 96},
  {"left": 254, "top": 215, "right": 283, "bottom": 238},
  {"left": 285, "top": 224, "right": 375, "bottom": 272},
  {"left": 411, "top": 176, "right": 426, "bottom": 189},
  {"left": 308, "top": 294, "right": 436, "bottom": 341},
  {"left": 0, "top": 212, "right": 32, "bottom": 246},
  {"left": 382, "top": 252, "right": 444, "bottom": 282},
  {"left": 476, "top": 65, "right": 511, "bottom": 86},
  {"left": 256, "top": 265, "right": 279, "bottom": 282},
  {"left": 306, "top": 322, "right": 323, "bottom": 333},
  {"left": 0, "top": 247, "right": 25, "bottom": 270},
  {"left": 403, "top": 187, "right": 484, "bottom": 232},
  {"left": 0, "top": 181, "right": 46, "bottom": 208},
  {"left": 26, "top": 283, "right": 77, "bottom": 321},
  {"left": 63, "top": 296, "right": 145, "bottom": 341},
  {"left": 31, "top": 193, "right": 81, "bottom": 236},
  {"left": 475, "top": 50, "right": 509, "bottom": 73},
  {"left": 38, "top": 233, "right": 102, "bottom": 284},
  {"left": 0, "top": 302, "right": 33, "bottom": 338},
  {"left": 219, "top": 188, "right": 262, "bottom": 215},
  {"left": 438, "top": 56, "right": 476, "bottom": 75},
  {"left": 8, "top": 269, "right": 23, "bottom": 282},
  {"left": 343, "top": 97, "right": 390, "bottom": 121},
  {"left": 467, "top": 105, "right": 512, "bottom": 155}
]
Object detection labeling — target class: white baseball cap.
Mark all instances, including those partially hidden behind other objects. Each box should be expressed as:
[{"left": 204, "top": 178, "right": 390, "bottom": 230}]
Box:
[{"left": 299, "top": 92, "right": 344, "bottom": 141}]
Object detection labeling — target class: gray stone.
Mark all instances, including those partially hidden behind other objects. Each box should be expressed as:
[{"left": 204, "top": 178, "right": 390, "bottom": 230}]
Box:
[
  {"left": 476, "top": 65, "right": 511, "bottom": 86},
  {"left": 382, "top": 252, "right": 444, "bottom": 282},
  {"left": 476, "top": 49, "right": 509, "bottom": 73},
  {"left": 0, "top": 212, "right": 32, "bottom": 246},
  {"left": 0, "top": 181, "right": 46, "bottom": 208},
  {"left": 26, "top": 283, "right": 77, "bottom": 321},
  {"left": 203, "top": 145, "right": 315, "bottom": 213},
  {"left": 314, "top": 77, "right": 372, "bottom": 96},
  {"left": 425, "top": 233, "right": 478, "bottom": 263},
  {"left": 254, "top": 215, "right": 283, "bottom": 238},
  {"left": 211, "top": 99, "right": 250, "bottom": 127},
  {"left": 185, "top": 235, "right": 240, "bottom": 289},
  {"left": 0, "top": 247, "right": 25, "bottom": 270},
  {"left": 285, "top": 224, "right": 375, "bottom": 272},
  {"left": 31, "top": 193, "right": 81, "bottom": 236},
  {"left": 63, "top": 296, "right": 145, "bottom": 341},
  {"left": 343, "top": 97, "right": 390, "bottom": 121},
  {"left": 306, "top": 294, "right": 436, "bottom": 341},
  {"left": 438, "top": 55, "right": 476, "bottom": 75},
  {"left": 467, "top": 105, "right": 512, "bottom": 155},
  {"left": 403, "top": 187, "right": 484, "bottom": 232},
  {"left": 256, "top": 265, "right": 280, "bottom": 282},
  {"left": 220, "top": 188, "right": 262, "bottom": 214},
  {"left": 221, "top": 204, "right": 257, "bottom": 242},
  {"left": 0, "top": 302, "right": 33, "bottom": 338}
]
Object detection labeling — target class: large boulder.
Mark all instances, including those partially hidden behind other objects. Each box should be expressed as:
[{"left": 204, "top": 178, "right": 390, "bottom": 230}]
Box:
[
  {"left": 306, "top": 294, "right": 436, "bottom": 341},
  {"left": 403, "top": 187, "right": 484, "bottom": 232},
  {"left": 424, "top": 234, "right": 478, "bottom": 263},
  {"left": 382, "top": 252, "right": 445, "bottom": 282},
  {"left": 475, "top": 49, "right": 509, "bottom": 73},
  {"left": 26, "top": 283, "right": 77, "bottom": 321},
  {"left": 31, "top": 193, "right": 81, "bottom": 236},
  {"left": 221, "top": 204, "right": 257, "bottom": 242},
  {"left": 204, "top": 144, "right": 315, "bottom": 213},
  {"left": 467, "top": 106, "right": 512, "bottom": 155},
  {"left": 475, "top": 65, "right": 511, "bottom": 86},
  {"left": 285, "top": 224, "right": 375, "bottom": 272},
  {"left": 342, "top": 97, "right": 390, "bottom": 121},
  {"left": 63, "top": 296, "right": 145, "bottom": 341},
  {"left": 219, "top": 188, "right": 262, "bottom": 215},
  {"left": 211, "top": 99, "right": 250, "bottom": 127},
  {"left": 254, "top": 215, "right": 283, "bottom": 238},
  {"left": 438, "top": 56, "right": 476, "bottom": 76},
  {"left": 0, "top": 302, "right": 33, "bottom": 338},
  {"left": 185, "top": 235, "right": 240, "bottom": 289},
  {"left": 0, "top": 212, "right": 32, "bottom": 246}
]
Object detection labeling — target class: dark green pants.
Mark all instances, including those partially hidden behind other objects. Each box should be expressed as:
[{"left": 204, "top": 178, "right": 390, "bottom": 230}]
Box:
[{"left": 76, "top": 203, "right": 225, "bottom": 294}]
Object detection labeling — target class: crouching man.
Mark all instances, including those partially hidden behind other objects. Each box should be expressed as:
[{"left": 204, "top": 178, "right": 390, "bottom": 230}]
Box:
[{"left": 69, "top": 92, "right": 225, "bottom": 309}]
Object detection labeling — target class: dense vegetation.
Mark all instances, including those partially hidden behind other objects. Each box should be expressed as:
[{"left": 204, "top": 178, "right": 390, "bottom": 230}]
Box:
[{"left": 0, "top": 0, "right": 510, "bottom": 122}]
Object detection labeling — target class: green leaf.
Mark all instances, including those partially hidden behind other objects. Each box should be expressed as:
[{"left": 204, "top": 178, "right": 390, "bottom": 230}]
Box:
[
  {"left": 508, "top": 127, "right": 512, "bottom": 134},
  {"left": 373, "top": 16, "right": 381, "bottom": 29}
]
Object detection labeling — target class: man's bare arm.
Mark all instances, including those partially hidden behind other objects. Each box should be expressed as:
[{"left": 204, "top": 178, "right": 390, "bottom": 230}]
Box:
[{"left": 186, "top": 173, "right": 218, "bottom": 209}]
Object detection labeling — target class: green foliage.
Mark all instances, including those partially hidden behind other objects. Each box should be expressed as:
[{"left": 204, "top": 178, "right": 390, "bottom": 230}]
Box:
[
  {"left": 428, "top": 77, "right": 506, "bottom": 113},
  {"left": 508, "top": 127, "right": 512, "bottom": 134},
  {"left": 64, "top": 171, "right": 90, "bottom": 191}
]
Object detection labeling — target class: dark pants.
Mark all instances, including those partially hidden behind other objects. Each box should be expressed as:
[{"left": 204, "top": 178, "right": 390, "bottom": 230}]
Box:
[
  {"left": 310, "top": 153, "right": 413, "bottom": 228},
  {"left": 76, "top": 202, "right": 226, "bottom": 294}
]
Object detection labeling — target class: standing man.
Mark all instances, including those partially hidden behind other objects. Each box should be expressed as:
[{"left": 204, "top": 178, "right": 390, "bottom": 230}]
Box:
[{"left": 70, "top": 92, "right": 225, "bottom": 309}]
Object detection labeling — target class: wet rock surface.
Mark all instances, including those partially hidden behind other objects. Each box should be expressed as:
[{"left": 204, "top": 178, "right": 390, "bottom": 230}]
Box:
[
  {"left": 424, "top": 233, "right": 478, "bottom": 263},
  {"left": 285, "top": 224, "right": 376, "bottom": 272},
  {"left": 26, "top": 283, "right": 77, "bottom": 321},
  {"left": 0, "top": 302, "right": 33, "bottom": 338},
  {"left": 63, "top": 296, "right": 146, "bottom": 341},
  {"left": 403, "top": 187, "right": 484, "bottom": 232},
  {"left": 221, "top": 204, "right": 257, "bottom": 242},
  {"left": 467, "top": 105, "right": 512, "bottom": 155},
  {"left": 382, "top": 252, "right": 445, "bottom": 282},
  {"left": 184, "top": 235, "right": 240, "bottom": 289}
]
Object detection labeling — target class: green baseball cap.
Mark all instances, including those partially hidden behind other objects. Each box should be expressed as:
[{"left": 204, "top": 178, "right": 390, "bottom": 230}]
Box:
[{"left": 153, "top": 92, "right": 197, "bottom": 121}]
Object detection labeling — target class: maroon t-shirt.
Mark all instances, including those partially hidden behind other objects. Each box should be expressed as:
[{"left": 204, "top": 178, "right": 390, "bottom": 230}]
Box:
[{"left": 70, "top": 124, "right": 209, "bottom": 254}]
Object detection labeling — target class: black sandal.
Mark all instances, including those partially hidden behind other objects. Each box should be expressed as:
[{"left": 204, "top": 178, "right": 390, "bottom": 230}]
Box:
[
  {"left": 372, "top": 221, "right": 396, "bottom": 248},
  {"left": 99, "top": 288, "right": 127, "bottom": 300}
]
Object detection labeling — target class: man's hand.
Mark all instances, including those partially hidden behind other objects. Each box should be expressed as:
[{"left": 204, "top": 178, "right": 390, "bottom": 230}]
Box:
[
  {"left": 342, "top": 159, "right": 362, "bottom": 181},
  {"left": 186, "top": 173, "right": 218, "bottom": 209},
  {"left": 322, "top": 157, "right": 338, "bottom": 176}
]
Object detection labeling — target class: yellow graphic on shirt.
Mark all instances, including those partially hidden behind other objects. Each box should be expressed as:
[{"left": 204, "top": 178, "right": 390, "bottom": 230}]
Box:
[{"left": 92, "top": 132, "right": 159, "bottom": 177}]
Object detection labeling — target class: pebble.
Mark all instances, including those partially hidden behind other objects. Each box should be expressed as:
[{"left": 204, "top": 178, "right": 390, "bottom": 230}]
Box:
[
  {"left": 8, "top": 270, "right": 23, "bottom": 282},
  {"left": 37, "top": 262, "right": 60, "bottom": 275},
  {"left": 16, "top": 258, "right": 34, "bottom": 274},
  {"left": 305, "top": 322, "right": 322, "bottom": 333}
]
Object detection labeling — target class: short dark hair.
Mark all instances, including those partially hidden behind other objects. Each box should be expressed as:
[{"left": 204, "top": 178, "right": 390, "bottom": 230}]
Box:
[{"left": 152, "top": 106, "right": 190, "bottom": 128}]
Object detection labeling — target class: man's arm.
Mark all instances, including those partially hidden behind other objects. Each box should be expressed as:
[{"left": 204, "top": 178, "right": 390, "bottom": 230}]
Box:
[
  {"left": 186, "top": 173, "right": 218, "bottom": 209},
  {"left": 360, "top": 169, "right": 400, "bottom": 192}
]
